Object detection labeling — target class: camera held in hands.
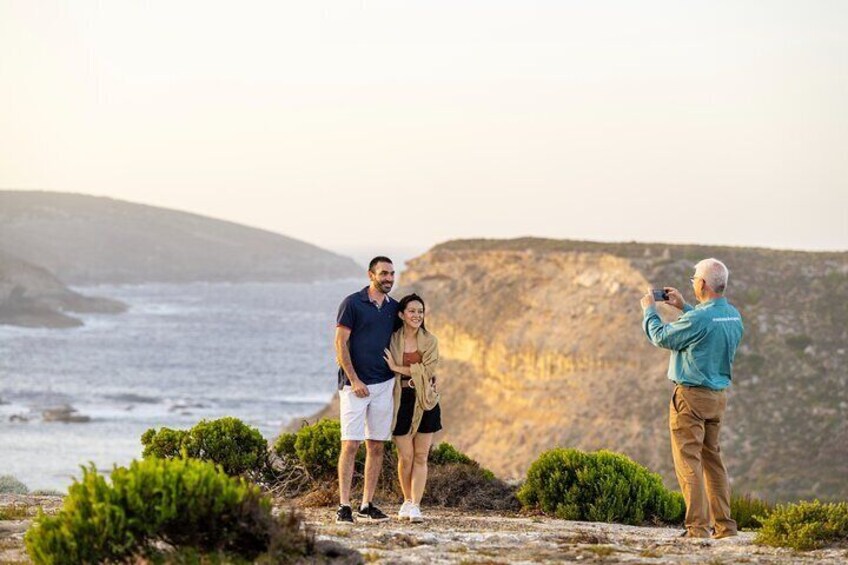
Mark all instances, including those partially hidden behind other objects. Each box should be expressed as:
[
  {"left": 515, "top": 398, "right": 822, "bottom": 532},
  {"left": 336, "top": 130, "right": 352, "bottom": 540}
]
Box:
[{"left": 652, "top": 288, "right": 669, "bottom": 302}]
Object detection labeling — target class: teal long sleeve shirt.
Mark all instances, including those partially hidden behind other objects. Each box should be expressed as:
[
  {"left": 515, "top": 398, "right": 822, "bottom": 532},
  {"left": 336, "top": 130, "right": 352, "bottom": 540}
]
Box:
[{"left": 643, "top": 297, "right": 744, "bottom": 390}]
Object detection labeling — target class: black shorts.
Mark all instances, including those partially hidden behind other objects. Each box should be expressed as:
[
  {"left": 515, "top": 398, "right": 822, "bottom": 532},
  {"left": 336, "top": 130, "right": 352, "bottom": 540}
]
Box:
[{"left": 392, "top": 387, "right": 442, "bottom": 436}]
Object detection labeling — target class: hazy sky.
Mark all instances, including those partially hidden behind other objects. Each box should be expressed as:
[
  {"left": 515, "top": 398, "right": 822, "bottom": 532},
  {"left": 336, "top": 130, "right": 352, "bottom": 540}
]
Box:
[{"left": 1, "top": 1, "right": 846, "bottom": 264}]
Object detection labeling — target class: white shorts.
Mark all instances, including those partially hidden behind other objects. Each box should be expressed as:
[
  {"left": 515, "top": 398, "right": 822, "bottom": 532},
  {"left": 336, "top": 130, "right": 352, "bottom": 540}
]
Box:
[{"left": 339, "top": 379, "right": 395, "bottom": 441}]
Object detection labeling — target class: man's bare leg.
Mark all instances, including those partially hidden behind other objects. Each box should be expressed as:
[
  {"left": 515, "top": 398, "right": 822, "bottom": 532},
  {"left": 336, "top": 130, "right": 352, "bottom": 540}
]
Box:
[
  {"left": 362, "top": 439, "right": 384, "bottom": 505},
  {"left": 338, "top": 440, "right": 361, "bottom": 506}
]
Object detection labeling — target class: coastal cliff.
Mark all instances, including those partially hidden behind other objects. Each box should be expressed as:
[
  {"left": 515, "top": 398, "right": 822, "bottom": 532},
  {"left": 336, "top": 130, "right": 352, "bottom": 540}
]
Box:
[{"left": 311, "top": 239, "right": 847, "bottom": 502}]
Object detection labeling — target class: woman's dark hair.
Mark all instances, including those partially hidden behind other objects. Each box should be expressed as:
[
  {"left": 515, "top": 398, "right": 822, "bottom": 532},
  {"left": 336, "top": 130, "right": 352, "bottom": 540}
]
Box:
[{"left": 394, "top": 293, "right": 427, "bottom": 332}]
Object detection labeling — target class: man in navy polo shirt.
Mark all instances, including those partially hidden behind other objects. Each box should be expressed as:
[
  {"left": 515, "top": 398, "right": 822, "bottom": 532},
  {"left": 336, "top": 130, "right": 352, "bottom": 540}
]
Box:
[{"left": 334, "top": 256, "right": 398, "bottom": 524}]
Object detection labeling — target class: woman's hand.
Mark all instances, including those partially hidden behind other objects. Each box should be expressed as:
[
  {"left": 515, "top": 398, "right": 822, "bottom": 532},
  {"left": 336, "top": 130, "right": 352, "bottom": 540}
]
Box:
[{"left": 383, "top": 349, "right": 397, "bottom": 372}]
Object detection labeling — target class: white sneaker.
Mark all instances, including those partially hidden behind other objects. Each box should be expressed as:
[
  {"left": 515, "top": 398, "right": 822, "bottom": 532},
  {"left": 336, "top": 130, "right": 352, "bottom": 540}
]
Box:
[
  {"left": 398, "top": 501, "right": 413, "bottom": 519},
  {"left": 408, "top": 503, "right": 423, "bottom": 523}
]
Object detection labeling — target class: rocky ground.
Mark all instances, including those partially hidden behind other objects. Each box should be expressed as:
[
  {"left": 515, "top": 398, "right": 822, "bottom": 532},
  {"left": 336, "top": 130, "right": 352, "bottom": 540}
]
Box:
[
  {"left": 298, "top": 506, "right": 847, "bottom": 564},
  {"left": 3, "top": 494, "right": 846, "bottom": 564}
]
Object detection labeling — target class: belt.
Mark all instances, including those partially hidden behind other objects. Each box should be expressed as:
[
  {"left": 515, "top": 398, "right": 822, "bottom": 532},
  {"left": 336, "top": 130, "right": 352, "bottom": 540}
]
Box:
[
  {"left": 677, "top": 383, "right": 721, "bottom": 391},
  {"left": 401, "top": 377, "right": 414, "bottom": 389}
]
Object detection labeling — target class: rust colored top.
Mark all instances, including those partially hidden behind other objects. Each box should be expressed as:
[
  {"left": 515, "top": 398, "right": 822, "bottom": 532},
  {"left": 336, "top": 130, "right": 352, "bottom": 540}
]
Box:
[{"left": 402, "top": 351, "right": 423, "bottom": 367}]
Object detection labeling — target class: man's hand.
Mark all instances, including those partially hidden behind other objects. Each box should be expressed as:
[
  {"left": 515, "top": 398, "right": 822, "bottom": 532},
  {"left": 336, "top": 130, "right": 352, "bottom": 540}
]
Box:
[
  {"left": 640, "top": 290, "right": 656, "bottom": 311},
  {"left": 350, "top": 378, "right": 370, "bottom": 398},
  {"left": 664, "top": 287, "right": 686, "bottom": 310}
]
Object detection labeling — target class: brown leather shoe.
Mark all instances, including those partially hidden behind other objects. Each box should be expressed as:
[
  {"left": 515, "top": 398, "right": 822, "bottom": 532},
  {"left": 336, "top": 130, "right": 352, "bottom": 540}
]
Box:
[
  {"left": 680, "top": 529, "right": 711, "bottom": 539},
  {"left": 712, "top": 530, "right": 738, "bottom": 540}
]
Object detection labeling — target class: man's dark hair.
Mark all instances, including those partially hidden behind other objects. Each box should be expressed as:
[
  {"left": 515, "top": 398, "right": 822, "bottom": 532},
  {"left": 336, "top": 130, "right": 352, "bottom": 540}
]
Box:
[
  {"left": 369, "top": 256, "right": 394, "bottom": 273},
  {"left": 394, "top": 293, "right": 427, "bottom": 333}
]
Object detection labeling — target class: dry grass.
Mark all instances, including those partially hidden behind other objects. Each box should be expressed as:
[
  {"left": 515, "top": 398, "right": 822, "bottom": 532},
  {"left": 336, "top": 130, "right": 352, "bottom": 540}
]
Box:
[
  {"left": 361, "top": 550, "right": 381, "bottom": 562},
  {"left": 420, "top": 464, "right": 519, "bottom": 511},
  {"left": 295, "top": 483, "right": 337, "bottom": 508},
  {"left": 585, "top": 545, "right": 616, "bottom": 557},
  {"left": 0, "top": 503, "right": 30, "bottom": 520}
]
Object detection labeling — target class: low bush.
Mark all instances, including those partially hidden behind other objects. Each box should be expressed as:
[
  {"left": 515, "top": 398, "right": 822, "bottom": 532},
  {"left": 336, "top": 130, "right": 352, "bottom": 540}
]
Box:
[
  {"left": 271, "top": 421, "right": 514, "bottom": 510},
  {"left": 293, "top": 419, "right": 349, "bottom": 479},
  {"left": 24, "top": 458, "right": 311, "bottom": 564},
  {"left": 142, "top": 417, "right": 268, "bottom": 478},
  {"left": 273, "top": 432, "right": 298, "bottom": 460},
  {"left": 0, "top": 474, "right": 29, "bottom": 495},
  {"left": 517, "top": 448, "right": 684, "bottom": 525},
  {"left": 755, "top": 500, "right": 848, "bottom": 551},
  {"left": 141, "top": 427, "right": 190, "bottom": 459},
  {"left": 429, "top": 442, "right": 474, "bottom": 466},
  {"left": 732, "top": 493, "right": 773, "bottom": 530},
  {"left": 273, "top": 419, "right": 367, "bottom": 480},
  {"left": 430, "top": 442, "right": 495, "bottom": 480},
  {"left": 424, "top": 464, "right": 518, "bottom": 511}
]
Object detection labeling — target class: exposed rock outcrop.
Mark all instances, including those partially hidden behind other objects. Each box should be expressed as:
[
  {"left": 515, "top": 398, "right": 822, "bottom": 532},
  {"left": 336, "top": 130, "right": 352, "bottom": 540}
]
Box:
[
  {"left": 313, "top": 238, "right": 848, "bottom": 503},
  {"left": 0, "top": 252, "right": 126, "bottom": 328}
]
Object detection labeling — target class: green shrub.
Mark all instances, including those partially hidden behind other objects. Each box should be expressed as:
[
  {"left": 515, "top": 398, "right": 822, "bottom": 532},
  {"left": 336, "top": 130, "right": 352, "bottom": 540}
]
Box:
[
  {"left": 293, "top": 419, "right": 351, "bottom": 479},
  {"left": 142, "top": 417, "right": 268, "bottom": 478},
  {"left": 188, "top": 418, "right": 268, "bottom": 477},
  {"left": 24, "top": 458, "right": 310, "bottom": 564},
  {"left": 273, "top": 432, "right": 298, "bottom": 459},
  {"left": 0, "top": 475, "right": 29, "bottom": 495},
  {"left": 755, "top": 500, "right": 848, "bottom": 551},
  {"left": 430, "top": 442, "right": 474, "bottom": 466},
  {"left": 141, "top": 427, "right": 189, "bottom": 459},
  {"left": 731, "top": 493, "right": 773, "bottom": 530},
  {"left": 517, "top": 448, "right": 684, "bottom": 525},
  {"left": 430, "top": 442, "right": 495, "bottom": 480}
]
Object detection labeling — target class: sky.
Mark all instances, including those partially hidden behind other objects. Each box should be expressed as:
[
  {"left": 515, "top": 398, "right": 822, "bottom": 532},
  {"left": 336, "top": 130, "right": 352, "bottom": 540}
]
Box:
[{"left": 1, "top": 1, "right": 846, "bottom": 266}]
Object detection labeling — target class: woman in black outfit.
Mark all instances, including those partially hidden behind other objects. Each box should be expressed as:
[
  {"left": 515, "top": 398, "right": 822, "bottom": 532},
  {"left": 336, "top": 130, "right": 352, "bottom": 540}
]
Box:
[{"left": 383, "top": 293, "right": 441, "bottom": 523}]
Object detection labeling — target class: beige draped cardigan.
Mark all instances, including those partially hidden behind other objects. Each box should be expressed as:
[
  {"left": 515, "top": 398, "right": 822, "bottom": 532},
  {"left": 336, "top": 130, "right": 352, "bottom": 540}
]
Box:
[{"left": 388, "top": 328, "right": 440, "bottom": 437}]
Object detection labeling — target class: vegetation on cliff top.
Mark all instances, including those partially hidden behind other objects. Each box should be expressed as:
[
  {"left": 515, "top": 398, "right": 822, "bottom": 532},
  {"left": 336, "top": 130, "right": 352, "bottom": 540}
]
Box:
[{"left": 24, "top": 458, "right": 311, "bottom": 564}]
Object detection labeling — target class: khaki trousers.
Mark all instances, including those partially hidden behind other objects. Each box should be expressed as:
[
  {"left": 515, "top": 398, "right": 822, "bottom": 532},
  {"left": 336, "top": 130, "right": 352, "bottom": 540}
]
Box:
[{"left": 669, "top": 385, "right": 737, "bottom": 537}]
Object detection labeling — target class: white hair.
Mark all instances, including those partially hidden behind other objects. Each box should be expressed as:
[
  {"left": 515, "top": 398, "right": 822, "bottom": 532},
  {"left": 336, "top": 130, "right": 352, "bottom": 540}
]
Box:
[{"left": 694, "top": 258, "right": 729, "bottom": 294}]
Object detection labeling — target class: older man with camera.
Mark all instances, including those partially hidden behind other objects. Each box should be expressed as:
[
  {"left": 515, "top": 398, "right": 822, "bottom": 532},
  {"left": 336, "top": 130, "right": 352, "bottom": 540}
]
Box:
[{"left": 641, "top": 258, "right": 744, "bottom": 539}]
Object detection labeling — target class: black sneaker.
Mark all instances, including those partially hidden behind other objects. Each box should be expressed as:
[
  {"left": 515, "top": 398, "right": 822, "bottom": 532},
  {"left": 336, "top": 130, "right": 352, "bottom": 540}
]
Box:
[
  {"left": 356, "top": 503, "right": 390, "bottom": 522},
  {"left": 335, "top": 505, "right": 354, "bottom": 524}
]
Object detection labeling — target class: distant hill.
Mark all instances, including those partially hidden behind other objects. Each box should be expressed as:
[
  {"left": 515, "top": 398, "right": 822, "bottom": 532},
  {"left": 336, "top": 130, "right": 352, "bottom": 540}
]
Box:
[
  {"left": 0, "top": 191, "right": 361, "bottom": 284},
  {"left": 310, "top": 237, "right": 848, "bottom": 502},
  {"left": 0, "top": 251, "right": 125, "bottom": 328}
]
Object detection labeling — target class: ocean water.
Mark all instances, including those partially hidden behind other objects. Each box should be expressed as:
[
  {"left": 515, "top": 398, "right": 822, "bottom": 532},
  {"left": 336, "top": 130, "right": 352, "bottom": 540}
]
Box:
[{"left": 0, "top": 280, "right": 356, "bottom": 490}]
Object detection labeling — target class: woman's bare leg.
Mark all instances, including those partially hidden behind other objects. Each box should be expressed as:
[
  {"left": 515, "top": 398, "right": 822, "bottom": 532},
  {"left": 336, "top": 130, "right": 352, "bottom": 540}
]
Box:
[
  {"left": 394, "top": 434, "right": 414, "bottom": 502},
  {"left": 411, "top": 433, "right": 435, "bottom": 505}
]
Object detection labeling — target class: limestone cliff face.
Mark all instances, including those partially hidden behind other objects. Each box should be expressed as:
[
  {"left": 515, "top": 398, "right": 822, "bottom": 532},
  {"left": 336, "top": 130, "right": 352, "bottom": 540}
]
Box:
[{"left": 396, "top": 238, "right": 848, "bottom": 502}]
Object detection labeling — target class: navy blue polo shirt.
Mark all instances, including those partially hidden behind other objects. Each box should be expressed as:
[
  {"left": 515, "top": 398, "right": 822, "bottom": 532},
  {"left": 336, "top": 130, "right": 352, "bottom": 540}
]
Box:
[{"left": 336, "top": 287, "right": 398, "bottom": 389}]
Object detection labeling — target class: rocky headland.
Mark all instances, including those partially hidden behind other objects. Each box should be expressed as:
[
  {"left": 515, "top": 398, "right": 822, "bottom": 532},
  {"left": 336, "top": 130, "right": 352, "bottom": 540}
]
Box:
[
  {"left": 311, "top": 238, "right": 848, "bottom": 503},
  {"left": 0, "top": 190, "right": 362, "bottom": 328},
  {"left": 0, "top": 251, "right": 125, "bottom": 328}
]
